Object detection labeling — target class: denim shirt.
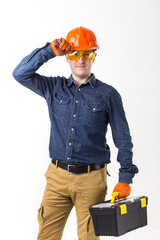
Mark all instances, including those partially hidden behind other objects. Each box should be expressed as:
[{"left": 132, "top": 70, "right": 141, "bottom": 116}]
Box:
[{"left": 12, "top": 43, "right": 138, "bottom": 183}]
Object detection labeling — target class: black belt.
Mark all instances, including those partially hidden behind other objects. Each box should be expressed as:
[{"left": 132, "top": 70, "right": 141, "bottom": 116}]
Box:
[{"left": 51, "top": 158, "right": 105, "bottom": 174}]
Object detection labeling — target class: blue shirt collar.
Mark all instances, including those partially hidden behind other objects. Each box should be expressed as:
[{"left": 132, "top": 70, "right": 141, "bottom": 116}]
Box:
[{"left": 67, "top": 73, "right": 96, "bottom": 88}]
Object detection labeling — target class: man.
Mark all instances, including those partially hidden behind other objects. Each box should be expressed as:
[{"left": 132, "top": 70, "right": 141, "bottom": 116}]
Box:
[{"left": 13, "top": 26, "right": 138, "bottom": 240}]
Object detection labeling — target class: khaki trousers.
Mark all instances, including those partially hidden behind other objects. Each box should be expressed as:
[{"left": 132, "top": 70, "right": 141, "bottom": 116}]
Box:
[{"left": 37, "top": 162, "right": 107, "bottom": 240}]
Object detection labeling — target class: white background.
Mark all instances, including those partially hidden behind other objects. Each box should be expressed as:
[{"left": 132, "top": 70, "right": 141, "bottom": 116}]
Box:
[{"left": 0, "top": 0, "right": 160, "bottom": 239}]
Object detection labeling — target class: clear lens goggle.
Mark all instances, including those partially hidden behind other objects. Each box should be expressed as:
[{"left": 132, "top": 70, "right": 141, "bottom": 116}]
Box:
[{"left": 67, "top": 50, "right": 96, "bottom": 61}]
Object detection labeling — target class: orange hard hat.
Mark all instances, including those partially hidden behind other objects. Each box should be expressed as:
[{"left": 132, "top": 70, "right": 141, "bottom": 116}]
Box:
[{"left": 66, "top": 26, "right": 99, "bottom": 51}]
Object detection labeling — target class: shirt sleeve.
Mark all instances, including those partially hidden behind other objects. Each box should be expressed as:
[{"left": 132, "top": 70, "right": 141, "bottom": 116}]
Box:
[
  {"left": 108, "top": 88, "right": 139, "bottom": 183},
  {"left": 12, "top": 43, "right": 57, "bottom": 99}
]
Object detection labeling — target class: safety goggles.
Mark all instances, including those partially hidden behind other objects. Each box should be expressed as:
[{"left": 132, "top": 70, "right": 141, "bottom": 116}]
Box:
[{"left": 67, "top": 50, "right": 96, "bottom": 61}]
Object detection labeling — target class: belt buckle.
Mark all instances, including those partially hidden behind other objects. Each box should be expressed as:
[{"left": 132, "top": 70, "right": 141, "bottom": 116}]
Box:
[{"left": 67, "top": 164, "right": 75, "bottom": 174}]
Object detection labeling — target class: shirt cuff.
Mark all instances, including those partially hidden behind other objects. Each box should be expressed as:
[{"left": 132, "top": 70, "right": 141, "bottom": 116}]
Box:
[
  {"left": 41, "top": 42, "right": 57, "bottom": 60},
  {"left": 119, "top": 172, "right": 135, "bottom": 183}
]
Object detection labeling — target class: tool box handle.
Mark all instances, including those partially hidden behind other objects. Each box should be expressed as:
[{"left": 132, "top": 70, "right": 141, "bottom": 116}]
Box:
[
  {"left": 110, "top": 192, "right": 127, "bottom": 203},
  {"left": 110, "top": 192, "right": 119, "bottom": 203}
]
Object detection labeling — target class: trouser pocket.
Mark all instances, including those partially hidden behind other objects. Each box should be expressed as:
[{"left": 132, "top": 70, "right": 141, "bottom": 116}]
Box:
[{"left": 99, "top": 166, "right": 108, "bottom": 195}]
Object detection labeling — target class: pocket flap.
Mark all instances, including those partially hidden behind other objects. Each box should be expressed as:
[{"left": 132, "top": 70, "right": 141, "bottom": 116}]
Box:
[
  {"left": 86, "top": 103, "right": 106, "bottom": 112},
  {"left": 54, "top": 92, "right": 70, "bottom": 104}
]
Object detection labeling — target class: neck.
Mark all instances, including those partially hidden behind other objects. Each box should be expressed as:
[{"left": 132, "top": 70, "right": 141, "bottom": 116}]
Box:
[{"left": 72, "top": 73, "right": 92, "bottom": 86}]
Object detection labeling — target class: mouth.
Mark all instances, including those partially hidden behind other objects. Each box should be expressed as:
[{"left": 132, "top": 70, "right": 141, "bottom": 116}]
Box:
[{"left": 76, "top": 65, "right": 86, "bottom": 68}]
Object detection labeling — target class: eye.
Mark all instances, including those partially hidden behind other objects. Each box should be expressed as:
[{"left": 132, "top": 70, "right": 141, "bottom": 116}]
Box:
[
  {"left": 73, "top": 51, "right": 79, "bottom": 56},
  {"left": 84, "top": 52, "right": 90, "bottom": 56},
  {"left": 69, "top": 51, "right": 79, "bottom": 56}
]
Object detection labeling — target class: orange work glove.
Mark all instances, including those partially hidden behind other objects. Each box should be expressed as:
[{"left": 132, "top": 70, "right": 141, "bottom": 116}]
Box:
[
  {"left": 50, "top": 38, "right": 72, "bottom": 56},
  {"left": 112, "top": 183, "right": 131, "bottom": 200}
]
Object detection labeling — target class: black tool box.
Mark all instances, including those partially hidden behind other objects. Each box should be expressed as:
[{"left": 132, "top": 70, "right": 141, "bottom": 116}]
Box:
[{"left": 89, "top": 196, "right": 148, "bottom": 236}]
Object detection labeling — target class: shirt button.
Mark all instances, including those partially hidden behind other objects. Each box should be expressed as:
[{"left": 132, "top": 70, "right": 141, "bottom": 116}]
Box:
[
  {"left": 76, "top": 100, "right": 78, "bottom": 103},
  {"left": 73, "top": 114, "right": 76, "bottom": 117},
  {"left": 67, "top": 157, "right": 70, "bottom": 160},
  {"left": 78, "top": 88, "right": 81, "bottom": 91},
  {"left": 69, "top": 142, "right": 71, "bottom": 146},
  {"left": 71, "top": 128, "right": 74, "bottom": 131},
  {"left": 60, "top": 100, "right": 63, "bottom": 103},
  {"left": 93, "top": 108, "right": 96, "bottom": 111}
]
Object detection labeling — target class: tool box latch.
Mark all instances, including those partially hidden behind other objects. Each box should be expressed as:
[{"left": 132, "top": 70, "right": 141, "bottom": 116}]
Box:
[
  {"left": 120, "top": 204, "right": 127, "bottom": 215},
  {"left": 140, "top": 198, "right": 147, "bottom": 208}
]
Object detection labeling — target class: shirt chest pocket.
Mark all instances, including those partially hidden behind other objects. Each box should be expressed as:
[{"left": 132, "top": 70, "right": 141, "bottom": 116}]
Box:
[
  {"left": 51, "top": 92, "right": 70, "bottom": 119},
  {"left": 85, "top": 102, "right": 107, "bottom": 127}
]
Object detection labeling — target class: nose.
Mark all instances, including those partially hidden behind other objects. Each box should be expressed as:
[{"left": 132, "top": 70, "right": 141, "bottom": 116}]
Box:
[{"left": 78, "top": 56, "right": 85, "bottom": 62}]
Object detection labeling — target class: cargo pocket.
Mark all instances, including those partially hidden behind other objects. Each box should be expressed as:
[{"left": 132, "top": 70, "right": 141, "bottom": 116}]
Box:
[
  {"left": 87, "top": 216, "right": 98, "bottom": 240},
  {"left": 37, "top": 203, "right": 45, "bottom": 228},
  {"left": 87, "top": 216, "right": 92, "bottom": 233}
]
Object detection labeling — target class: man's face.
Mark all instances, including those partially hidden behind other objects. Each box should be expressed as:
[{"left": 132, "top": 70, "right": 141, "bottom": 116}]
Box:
[{"left": 66, "top": 51, "right": 96, "bottom": 80}]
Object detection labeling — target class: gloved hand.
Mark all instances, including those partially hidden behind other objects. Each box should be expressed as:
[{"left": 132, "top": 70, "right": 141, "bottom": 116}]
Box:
[
  {"left": 112, "top": 183, "right": 131, "bottom": 200},
  {"left": 50, "top": 38, "right": 72, "bottom": 56}
]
